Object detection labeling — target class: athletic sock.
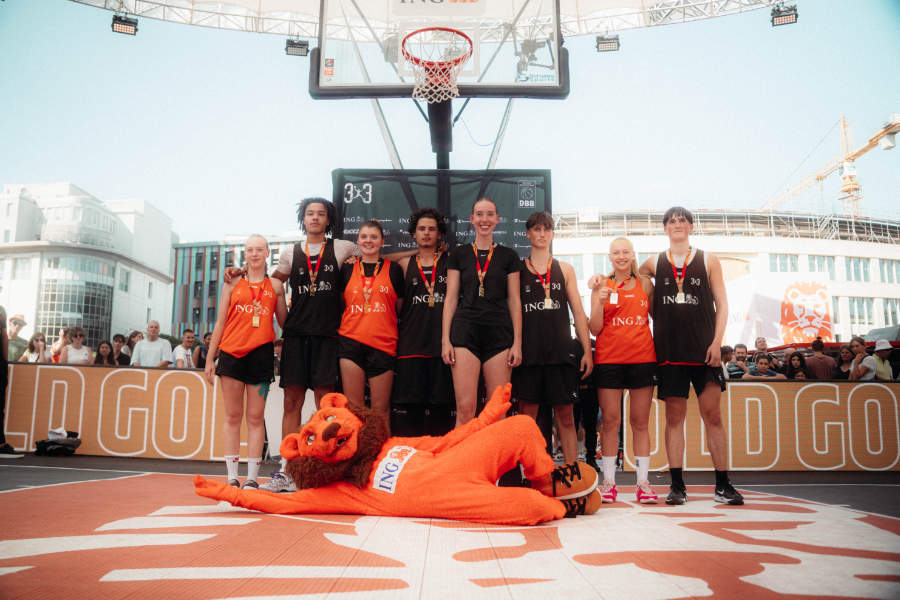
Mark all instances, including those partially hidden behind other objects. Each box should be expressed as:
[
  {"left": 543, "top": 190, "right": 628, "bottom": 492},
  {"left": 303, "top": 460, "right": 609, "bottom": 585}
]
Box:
[
  {"left": 602, "top": 457, "right": 617, "bottom": 484},
  {"left": 715, "top": 470, "right": 729, "bottom": 489},
  {"left": 636, "top": 456, "right": 650, "bottom": 483},
  {"left": 225, "top": 455, "right": 240, "bottom": 480},
  {"left": 279, "top": 457, "right": 287, "bottom": 473},
  {"left": 670, "top": 467, "right": 685, "bottom": 488},
  {"left": 247, "top": 457, "right": 263, "bottom": 482}
]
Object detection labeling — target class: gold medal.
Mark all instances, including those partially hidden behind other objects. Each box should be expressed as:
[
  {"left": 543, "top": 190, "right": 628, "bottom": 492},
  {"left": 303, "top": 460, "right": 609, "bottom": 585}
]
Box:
[
  {"left": 528, "top": 255, "right": 554, "bottom": 312},
  {"left": 249, "top": 283, "right": 264, "bottom": 328},
  {"left": 544, "top": 297, "right": 553, "bottom": 310},
  {"left": 472, "top": 243, "right": 494, "bottom": 300},
  {"left": 416, "top": 252, "right": 441, "bottom": 309},
  {"left": 305, "top": 240, "right": 324, "bottom": 297},
  {"left": 479, "top": 284, "right": 485, "bottom": 297},
  {"left": 676, "top": 292, "right": 685, "bottom": 304},
  {"left": 428, "top": 295, "right": 435, "bottom": 307},
  {"left": 309, "top": 285, "right": 316, "bottom": 296}
]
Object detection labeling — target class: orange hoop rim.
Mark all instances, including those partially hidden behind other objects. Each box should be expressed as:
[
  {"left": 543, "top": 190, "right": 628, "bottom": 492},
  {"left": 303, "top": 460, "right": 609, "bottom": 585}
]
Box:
[{"left": 401, "top": 26, "right": 473, "bottom": 70}]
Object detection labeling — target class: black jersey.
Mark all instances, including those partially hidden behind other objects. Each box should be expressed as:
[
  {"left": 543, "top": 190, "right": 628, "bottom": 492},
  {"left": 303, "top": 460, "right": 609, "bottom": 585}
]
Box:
[
  {"left": 284, "top": 240, "right": 341, "bottom": 337},
  {"left": 519, "top": 258, "right": 576, "bottom": 366},
  {"left": 398, "top": 253, "right": 448, "bottom": 358},
  {"left": 448, "top": 243, "right": 521, "bottom": 326},
  {"left": 652, "top": 249, "right": 716, "bottom": 365}
]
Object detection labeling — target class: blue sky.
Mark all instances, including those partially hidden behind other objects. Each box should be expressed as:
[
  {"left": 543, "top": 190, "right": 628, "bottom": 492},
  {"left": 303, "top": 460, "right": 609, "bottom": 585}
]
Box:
[{"left": 1, "top": 0, "right": 898, "bottom": 242}]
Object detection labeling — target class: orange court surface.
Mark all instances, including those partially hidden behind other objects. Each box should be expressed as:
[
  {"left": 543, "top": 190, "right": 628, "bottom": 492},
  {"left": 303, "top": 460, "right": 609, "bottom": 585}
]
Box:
[{"left": 1, "top": 456, "right": 899, "bottom": 599}]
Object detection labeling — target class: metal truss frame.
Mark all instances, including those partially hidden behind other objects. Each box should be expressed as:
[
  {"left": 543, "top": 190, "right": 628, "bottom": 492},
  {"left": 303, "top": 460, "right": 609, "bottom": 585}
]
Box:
[{"left": 69, "top": 0, "right": 777, "bottom": 39}]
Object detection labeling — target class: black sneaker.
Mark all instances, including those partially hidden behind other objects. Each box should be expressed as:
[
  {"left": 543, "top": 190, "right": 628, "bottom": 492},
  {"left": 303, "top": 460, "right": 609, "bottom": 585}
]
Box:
[
  {"left": 665, "top": 484, "right": 688, "bottom": 505},
  {"left": 0, "top": 443, "right": 21, "bottom": 456},
  {"left": 241, "top": 479, "right": 259, "bottom": 490},
  {"left": 227, "top": 479, "right": 241, "bottom": 488},
  {"left": 714, "top": 483, "right": 744, "bottom": 505}
]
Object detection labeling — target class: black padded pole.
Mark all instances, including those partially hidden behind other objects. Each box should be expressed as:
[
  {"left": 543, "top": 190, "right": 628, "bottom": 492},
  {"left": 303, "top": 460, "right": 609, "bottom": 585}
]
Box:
[{"left": 428, "top": 99, "right": 452, "bottom": 168}]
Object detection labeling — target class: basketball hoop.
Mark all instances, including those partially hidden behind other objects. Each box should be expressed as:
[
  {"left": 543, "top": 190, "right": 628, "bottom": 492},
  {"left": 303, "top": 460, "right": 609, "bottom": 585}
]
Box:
[{"left": 402, "top": 27, "right": 473, "bottom": 104}]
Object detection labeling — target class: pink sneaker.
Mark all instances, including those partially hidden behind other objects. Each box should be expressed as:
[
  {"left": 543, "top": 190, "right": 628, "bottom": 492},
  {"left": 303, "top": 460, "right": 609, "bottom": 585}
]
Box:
[
  {"left": 600, "top": 481, "right": 617, "bottom": 503},
  {"left": 636, "top": 481, "right": 658, "bottom": 504}
]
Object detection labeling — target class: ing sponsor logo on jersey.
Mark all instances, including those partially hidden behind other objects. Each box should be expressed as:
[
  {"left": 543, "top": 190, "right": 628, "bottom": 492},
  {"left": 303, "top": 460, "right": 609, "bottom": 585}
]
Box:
[
  {"left": 372, "top": 445, "right": 417, "bottom": 494},
  {"left": 662, "top": 294, "right": 699, "bottom": 305},
  {"left": 348, "top": 302, "right": 389, "bottom": 314},
  {"left": 523, "top": 300, "right": 560, "bottom": 312},
  {"left": 299, "top": 282, "right": 333, "bottom": 295},
  {"left": 610, "top": 315, "right": 648, "bottom": 326},
  {"left": 411, "top": 293, "right": 444, "bottom": 305},
  {"left": 233, "top": 303, "right": 272, "bottom": 315}
]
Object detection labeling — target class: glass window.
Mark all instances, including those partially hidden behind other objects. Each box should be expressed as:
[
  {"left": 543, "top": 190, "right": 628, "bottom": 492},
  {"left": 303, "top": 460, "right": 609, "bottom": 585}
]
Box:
[
  {"left": 770, "top": 254, "right": 798, "bottom": 273},
  {"left": 3, "top": 230, "right": 9, "bottom": 243},
  {"left": 207, "top": 307, "right": 217, "bottom": 322},
  {"left": 883, "top": 298, "right": 900, "bottom": 327},
  {"left": 0, "top": 258, "right": 4, "bottom": 279},
  {"left": 193, "top": 281, "right": 202, "bottom": 298},
  {"left": 192, "top": 307, "right": 202, "bottom": 321},
  {"left": 195, "top": 252, "right": 204, "bottom": 270},
  {"left": 556, "top": 255, "right": 583, "bottom": 280},
  {"left": 831, "top": 296, "right": 840, "bottom": 324},
  {"left": 270, "top": 248, "right": 280, "bottom": 267},
  {"left": 208, "top": 282, "right": 217, "bottom": 297},
  {"left": 225, "top": 250, "right": 234, "bottom": 266},
  {"left": 148, "top": 282, "right": 153, "bottom": 299},
  {"left": 210, "top": 252, "right": 219, "bottom": 268},
  {"left": 845, "top": 257, "right": 871, "bottom": 282},
  {"left": 119, "top": 269, "right": 130, "bottom": 292},
  {"left": 879, "top": 259, "right": 900, "bottom": 284},
  {"left": 12, "top": 257, "right": 31, "bottom": 279},
  {"left": 592, "top": 254, "right": 609, "bottom": 276}
]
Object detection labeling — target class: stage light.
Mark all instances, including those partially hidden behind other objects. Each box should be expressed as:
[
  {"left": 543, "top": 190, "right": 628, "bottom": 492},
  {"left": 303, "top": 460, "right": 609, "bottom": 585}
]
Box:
[
  {"left": 771, "top": 3, "right": 798, "bottom": 26},
  {"left": 595, "top": 34, "right": 620, "bottom": 52},
  {"left": 285, "top": 39, "right": 309, "bottom": 57},
  {"left": 111, "top": 15, "right": 138, "bottom": 35}
]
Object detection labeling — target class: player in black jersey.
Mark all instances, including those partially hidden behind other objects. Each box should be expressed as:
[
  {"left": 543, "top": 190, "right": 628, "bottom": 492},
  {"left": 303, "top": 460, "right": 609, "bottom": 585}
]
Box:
[
  {"left": 443, "top": 198, "right": 522, "bottom": 426},
  {"left": 393, "top": 208, "right": 454, "bottom": 435},
  {"left": 512, "top": 211, "right": 592, "bottom": 464},
  {"left": 639, "top": 207, "right": 743, "bottom": 506}
]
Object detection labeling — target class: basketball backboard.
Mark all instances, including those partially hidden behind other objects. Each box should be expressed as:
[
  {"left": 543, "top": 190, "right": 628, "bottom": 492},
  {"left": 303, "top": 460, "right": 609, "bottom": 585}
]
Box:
[{"left": 311, "top": 0, "right": 568, "bottom": 99}]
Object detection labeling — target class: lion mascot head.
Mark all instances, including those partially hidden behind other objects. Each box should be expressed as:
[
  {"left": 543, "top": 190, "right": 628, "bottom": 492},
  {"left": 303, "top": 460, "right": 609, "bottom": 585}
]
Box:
[
  {"left": 780, "top": 281, "right": 833, "bottom": 344},
  {"left": 279, "top": 393, "right": 390, "bottom": 490}
]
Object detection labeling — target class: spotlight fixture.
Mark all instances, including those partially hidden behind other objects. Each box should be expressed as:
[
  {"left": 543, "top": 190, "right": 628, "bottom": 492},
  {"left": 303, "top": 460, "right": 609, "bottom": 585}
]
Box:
[
  {"left": 111, "top": 14, "right": 138, "bottom": 35},
  {"left": 285, "top": 39, "right": 310, "bottom": 57},
  {"left": 771, "top": 3, "right": 798, "bottom": 26},
  {"left": 595, "top": 34, "right": 620, "bottom": 52}
]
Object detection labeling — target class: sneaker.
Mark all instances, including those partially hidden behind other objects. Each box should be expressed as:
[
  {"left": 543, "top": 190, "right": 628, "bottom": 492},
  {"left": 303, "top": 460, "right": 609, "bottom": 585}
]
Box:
[
  {"left": 0, "top": 443, "right": 21, "bottom": 455},
  {"left": 636, "top": 481, "right": 658, "bottom": 504},
  {"left": 259, "top": 471, "right": 297, "bottom": 493},
  {"left": 562, "top": 489, "right": 603, "bottom": 517},
  {"left": 600, "top": 481, "right": 617, "bottom": 503},
  {"left": 241, "top": 479, "right": 259, "bottom": 490},
  {"left": 531, "top": 461, "right": 598, "bottom": 500},
  {"left": 584, "top": 455, "right": 599, "bottom": 472},
  {"left": 227, "top": 479, "right": 241, "bottom": 488},
  {"left": 714, "top": 483, "right": 744, "bottom": 505},
  {"left": 665, "top": 484, "right": 687, "bottom": 505}
]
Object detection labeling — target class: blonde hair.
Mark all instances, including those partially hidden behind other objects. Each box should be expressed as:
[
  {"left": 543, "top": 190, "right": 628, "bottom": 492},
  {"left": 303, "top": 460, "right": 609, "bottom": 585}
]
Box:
[{"left": 608, "top": 237, "right": 643, "bottom": 282}]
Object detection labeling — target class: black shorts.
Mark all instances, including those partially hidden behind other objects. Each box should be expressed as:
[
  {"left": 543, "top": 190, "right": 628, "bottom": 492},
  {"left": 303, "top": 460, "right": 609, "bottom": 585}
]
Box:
[
  {"left": 657, "top": 363, "right": 726, "bottom": 399},
  {"left": 393, "top": 357, "right": 453, "bottom": 405},
  {"left": 338, "top": 336, "right": 395, "bottom": 378},
  {"left": 279, "top": 335, "right": 338, "bottom": 389},
  {"left": 449, "top": 318, "right": 512, "bottom": 363},
  {"left": 215, "top": 343, "right": 274, "bottom": 386},
  {"left": 593, "top": 362, "right": 657, "bottom": 390},
  {"left": 511, "top": 363, "right": 580, "bottom": 407}
]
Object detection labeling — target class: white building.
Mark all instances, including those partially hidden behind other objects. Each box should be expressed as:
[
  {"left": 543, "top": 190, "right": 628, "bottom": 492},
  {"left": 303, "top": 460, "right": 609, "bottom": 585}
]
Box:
[
  {"left": 0, "top": 183, "right": 175, "bottom": 349},
  {"left": 551, "top": 210, "right": 900, "bottom": 345}
]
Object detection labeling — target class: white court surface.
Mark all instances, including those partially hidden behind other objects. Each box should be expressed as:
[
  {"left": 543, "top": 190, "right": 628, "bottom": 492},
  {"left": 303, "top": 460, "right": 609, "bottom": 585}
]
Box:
[{"left": 1, "top": 472, "right": 898, "bottom": 599}]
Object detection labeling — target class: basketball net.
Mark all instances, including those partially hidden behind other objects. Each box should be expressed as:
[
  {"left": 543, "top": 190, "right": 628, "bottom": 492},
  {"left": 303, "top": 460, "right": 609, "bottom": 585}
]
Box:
[{"left": 402, "top": 27, "right": 473, "bottom": 104}]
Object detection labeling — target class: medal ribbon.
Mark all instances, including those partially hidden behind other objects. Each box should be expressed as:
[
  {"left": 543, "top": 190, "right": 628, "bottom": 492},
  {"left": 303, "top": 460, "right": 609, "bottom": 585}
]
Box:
[
  {"left": 305, "top": 239, "right": 326, "bottom": 294},
  {"left": 416, "top": 251, "right": 441, "bottom": 300},
  {"left": 528, "top": 255, "right": 553, "bottom": 301},
  {"left": 614, "top": 275, "right": 632, "bottom": 289},
  {"left": 667, "top": 247, "right": 692, "bottom": 295},
  {"left": 472, "top": 243, "right": 495, "bottom": 295},
  {"left": 358, "top": 259, "right": 384, "bottom": 311}
]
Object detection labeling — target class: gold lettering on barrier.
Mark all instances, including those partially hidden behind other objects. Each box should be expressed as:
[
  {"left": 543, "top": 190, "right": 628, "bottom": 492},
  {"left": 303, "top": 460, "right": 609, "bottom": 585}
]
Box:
[
  {"left": 97, "top": 369, "right": 151, "bottom": 456},
  {"left": 729, "top": 383, "right": 780, "bottom": 470},
  {"left": 152, "top": 371, "right": 208, "bottom": 459},
  {"left": 847, "top": 383, "right": 900, "bottom": 471},
  {"left": 33, "top": 366, "right": 85, "bottom": 447},
  {"left": 795, "top": 383, "right": 845, "bottom": 470}
]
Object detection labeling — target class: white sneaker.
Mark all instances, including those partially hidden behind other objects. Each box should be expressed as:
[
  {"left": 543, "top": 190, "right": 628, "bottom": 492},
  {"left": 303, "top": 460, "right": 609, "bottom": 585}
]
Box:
[{"left": 259, "top": 471, "right": 297, "bottom": 493}]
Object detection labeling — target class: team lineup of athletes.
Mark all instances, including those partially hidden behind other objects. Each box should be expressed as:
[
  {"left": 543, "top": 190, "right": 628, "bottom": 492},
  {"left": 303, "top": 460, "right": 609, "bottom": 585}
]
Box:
[{"left": 204, "top": 197, "right": 744, "bottom": 507}]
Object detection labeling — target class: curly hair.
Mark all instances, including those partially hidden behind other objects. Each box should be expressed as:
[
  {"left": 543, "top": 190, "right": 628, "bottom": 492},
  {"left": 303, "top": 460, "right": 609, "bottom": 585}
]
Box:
[
  {"left": 296, "top": 197, "right": 335, "bottom": 235},
  {"left": 408, "top": 207, "right": 447, "bottom": 237}
]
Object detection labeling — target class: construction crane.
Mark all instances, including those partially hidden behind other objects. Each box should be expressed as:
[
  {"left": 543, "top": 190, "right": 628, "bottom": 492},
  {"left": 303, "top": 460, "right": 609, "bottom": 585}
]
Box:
[{"left": 762, "top": 113, "right": 900, "bottom": 215}]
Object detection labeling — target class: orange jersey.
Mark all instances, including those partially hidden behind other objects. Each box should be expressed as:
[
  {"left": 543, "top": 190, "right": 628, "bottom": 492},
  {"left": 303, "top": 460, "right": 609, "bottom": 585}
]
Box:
[
  {"left": 338, "top": 260, "right": 399, "bottom": 356},
  {"left": 594, "top": 278, "right": 656, "bottom": 365},
  {"left": 219, "top": 277, "right": 277, "bottom": 358}
]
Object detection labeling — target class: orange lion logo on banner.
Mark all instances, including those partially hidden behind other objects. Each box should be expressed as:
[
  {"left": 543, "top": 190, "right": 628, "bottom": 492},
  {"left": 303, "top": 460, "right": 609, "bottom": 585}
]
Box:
[{"left": 780, "top": 281, "right": 833, "bottom": 343}]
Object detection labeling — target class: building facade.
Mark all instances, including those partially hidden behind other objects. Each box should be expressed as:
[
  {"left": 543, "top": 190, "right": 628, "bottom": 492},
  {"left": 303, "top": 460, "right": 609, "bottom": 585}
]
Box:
[{"left": 0, "top": 183, "right": 175, "bottom": 350}]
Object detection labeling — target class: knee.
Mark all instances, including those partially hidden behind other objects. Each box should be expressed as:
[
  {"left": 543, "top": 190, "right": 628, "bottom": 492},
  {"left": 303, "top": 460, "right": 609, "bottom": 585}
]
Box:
[
  {"left": 629, "top": 415, "right": 648, "bottom": 434},
  {"left": 700, "top": 407, "right": 723, "bottom": 427},
  {"left": 245, "top": 411, "right": 265, "bottom": 429},
  {"left": 665, "top": 406, "right": 686, "bottom": 426},
  {"left": 556, "top": 409, "right": 575, "bottom": 430},
  {"left": 602, "top": 410, "right": 621, "bottom": 429},
  {"left": 224, "top": 411, "right": 243, "bottom": 427}
]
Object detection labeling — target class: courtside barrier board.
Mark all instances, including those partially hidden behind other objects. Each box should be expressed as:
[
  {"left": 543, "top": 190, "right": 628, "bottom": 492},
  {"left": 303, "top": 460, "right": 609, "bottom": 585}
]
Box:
[{"left": 4, "top": 364, "right": 899, "bottom": 470}]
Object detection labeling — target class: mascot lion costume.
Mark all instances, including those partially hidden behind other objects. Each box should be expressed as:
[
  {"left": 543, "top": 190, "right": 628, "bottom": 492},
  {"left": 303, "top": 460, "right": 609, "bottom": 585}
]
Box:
[{"left": 194, "top": 384, "right": 600, "bottom": 525}]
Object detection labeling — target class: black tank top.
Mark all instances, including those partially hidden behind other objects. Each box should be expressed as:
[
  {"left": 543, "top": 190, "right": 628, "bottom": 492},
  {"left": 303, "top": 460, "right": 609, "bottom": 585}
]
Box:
[
  {"left": 284, "top": 240, "right": 341, "bottom": 337},
  {"left": 519, "top": 258, "right": 574, "bottom": 366},
  {"left": 652, "top": 249, "right": 716, "bottom": 365},
  {"left": 397, "top": 253, "right": 448, "bottom": 358}
]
